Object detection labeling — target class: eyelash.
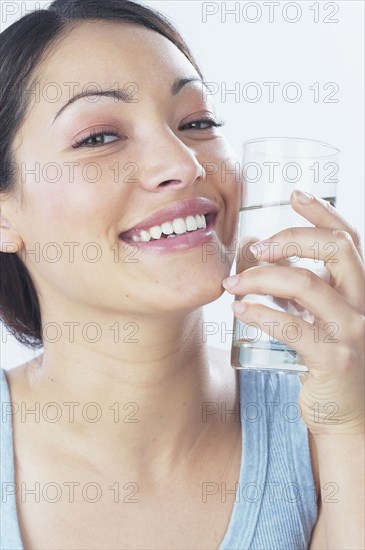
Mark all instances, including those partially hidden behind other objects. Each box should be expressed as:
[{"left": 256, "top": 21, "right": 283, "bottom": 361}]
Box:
[{"left": 72, "top": 117, "right": 226, "bottom": 148}]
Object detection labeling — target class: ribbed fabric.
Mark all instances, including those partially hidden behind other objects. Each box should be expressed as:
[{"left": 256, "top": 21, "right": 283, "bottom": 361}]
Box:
[
  {"left": 1, "top": 367, "right": 317, "bottom": 549},
  {"left": 218, "top": 369, "right": 318, "bottom": 549}
]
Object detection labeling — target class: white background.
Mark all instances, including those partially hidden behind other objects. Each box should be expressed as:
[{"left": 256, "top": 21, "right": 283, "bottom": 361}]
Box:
[{"left": 1, "top": 0, "right": 364, "bottom": 368}]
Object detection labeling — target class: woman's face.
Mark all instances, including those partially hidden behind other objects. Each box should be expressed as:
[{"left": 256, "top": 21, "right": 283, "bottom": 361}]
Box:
[{"left": 11, "top": 21, "right": 241, "bottom": 316}]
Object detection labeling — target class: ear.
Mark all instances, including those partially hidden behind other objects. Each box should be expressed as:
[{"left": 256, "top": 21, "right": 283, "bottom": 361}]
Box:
[{"left": 0, "top": 205, "right": 23, "bottom": 253}]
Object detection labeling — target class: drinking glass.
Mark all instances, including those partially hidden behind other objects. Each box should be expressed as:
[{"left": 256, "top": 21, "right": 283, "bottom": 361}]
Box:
[{"left": 231, "top": 137, "right": 340, "bottom": 375}]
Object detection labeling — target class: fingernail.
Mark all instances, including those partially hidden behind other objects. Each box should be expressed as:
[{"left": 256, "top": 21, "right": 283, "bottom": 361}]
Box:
[
  {"left": 222, "top": 274, "right": 239, "bottom": 289},
  {"left": 292, "top": 190, "right": 312, "bottom": 204},
  {"left": 232, "top": 301, "right": 247, "bottom": 314}
]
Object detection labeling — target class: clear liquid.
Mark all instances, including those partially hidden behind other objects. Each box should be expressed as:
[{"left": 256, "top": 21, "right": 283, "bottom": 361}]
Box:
[
  {"left": 231, "top": 196, "right": 336, "bottom": 375},
  {"left": 231, "top": 339, "right": 308, "bottom": 375}
]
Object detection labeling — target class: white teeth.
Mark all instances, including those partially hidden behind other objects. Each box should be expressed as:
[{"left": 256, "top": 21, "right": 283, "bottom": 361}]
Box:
[
  {"left": 161, "top": 221, "right": 174, "bottom": 235},
  {"left": 185, "top": 215, "right": 198, "bottom": 231},
  {"left": 126, "top": 213, "right": 209, "bottom": 242},
  {"left": 140, "top": 230, "right": 152, "bottom": 242},
  {"left": 172, "top": 218, "right": 187, "bottom": 234},
  {"left": 149, "top": 225, "right": 162, "bottom": 239},
  {"left": 195, "top": 214, "right": 205, "bottom": 229}
]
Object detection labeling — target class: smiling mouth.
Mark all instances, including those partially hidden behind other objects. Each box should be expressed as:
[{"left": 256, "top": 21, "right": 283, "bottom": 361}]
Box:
[{"left": 119, "top": 212, "right": 217, "bottom": 243}]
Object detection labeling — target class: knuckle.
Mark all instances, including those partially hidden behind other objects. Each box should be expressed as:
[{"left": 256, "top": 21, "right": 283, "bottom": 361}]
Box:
[
  {"left": 333, "top": 229, "right": 352, "bottom": 242},
  {"left": 284, "top": 227, "right": 298, "bottom": 242},
  {"left": 333, "top": 229, "right": 354, "bottom": 248}
]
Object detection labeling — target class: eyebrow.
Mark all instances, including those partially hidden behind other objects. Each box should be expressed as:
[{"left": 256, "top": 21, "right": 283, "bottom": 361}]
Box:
[{"left": 52, "top": 76, "right": 205, "bottom": 125}]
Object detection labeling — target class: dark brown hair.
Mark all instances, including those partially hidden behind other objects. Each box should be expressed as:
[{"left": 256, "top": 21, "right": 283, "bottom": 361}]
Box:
[{"left": 0, "top": 0, "right": 203, "bottom": 349}]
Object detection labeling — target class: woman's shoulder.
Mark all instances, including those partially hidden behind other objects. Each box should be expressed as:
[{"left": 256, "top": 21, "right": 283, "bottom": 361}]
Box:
[
  {"left": 2, "top": 354, "right": 42, "bottom": 395},
  {"left": 0, "top": 357, "right": 39, "bottom": 421}
]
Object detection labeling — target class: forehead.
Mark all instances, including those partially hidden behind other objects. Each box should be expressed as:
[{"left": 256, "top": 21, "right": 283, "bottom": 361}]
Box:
[{"left": 38, "top": 21, "right": 198, "bottom": 92}]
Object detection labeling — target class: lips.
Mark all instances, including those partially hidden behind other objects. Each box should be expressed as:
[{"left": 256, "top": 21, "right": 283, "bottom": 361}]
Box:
[{"left": 118, "top": 197, "right": 219, "bottom": 241}]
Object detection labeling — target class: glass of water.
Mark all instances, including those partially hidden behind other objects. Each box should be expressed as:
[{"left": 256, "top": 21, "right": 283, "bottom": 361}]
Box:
[{"left": 231, "top": 137, "right": 340, "bottom": 375}]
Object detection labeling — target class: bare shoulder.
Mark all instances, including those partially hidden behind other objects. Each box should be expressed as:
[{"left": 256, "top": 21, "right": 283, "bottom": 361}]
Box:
[{"left": 4, "top": 354, "right": 42, "bottom": 395}]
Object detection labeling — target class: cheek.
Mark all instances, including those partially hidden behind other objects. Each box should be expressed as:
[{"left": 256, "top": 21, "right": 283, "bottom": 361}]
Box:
[
  {"left": 197, "top": 140, "right": 241, "bottom": 249},
  {"left": 21, "top": 163, "right": 127, "bottom": 243},
  {"left": 214, "top": 156, "right": 241, "bottom": 243},
  {"left": 200, "top": 138, "right": 242, "bottom": 200}
]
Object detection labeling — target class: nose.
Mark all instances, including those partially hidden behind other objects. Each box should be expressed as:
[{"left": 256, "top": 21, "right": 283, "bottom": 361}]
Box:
[{"left": 135, "top": 128, "right": 206, "bottom": 192}]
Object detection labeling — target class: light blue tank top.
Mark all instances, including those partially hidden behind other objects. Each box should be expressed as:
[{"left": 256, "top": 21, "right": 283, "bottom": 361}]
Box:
[{"left": 0, "top": 367, "right": 318, "bottom": 549}]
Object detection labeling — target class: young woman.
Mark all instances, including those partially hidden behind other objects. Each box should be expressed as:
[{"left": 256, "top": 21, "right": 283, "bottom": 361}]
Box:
[{"left": 1, "top": 1, "right": 364, "bottom": 548}]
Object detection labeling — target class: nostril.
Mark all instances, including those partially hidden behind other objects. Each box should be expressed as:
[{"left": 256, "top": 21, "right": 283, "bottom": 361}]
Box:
[{"left": 159, "top": 179, "right": 182, "bottom": 187}]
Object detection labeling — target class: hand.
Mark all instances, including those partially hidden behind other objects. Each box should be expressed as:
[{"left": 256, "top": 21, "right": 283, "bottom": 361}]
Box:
[{"left": 222, "top": 190, "right": 365, "bottom": 439}]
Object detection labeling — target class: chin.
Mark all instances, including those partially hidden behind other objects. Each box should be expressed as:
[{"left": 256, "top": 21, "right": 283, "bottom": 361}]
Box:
[{"left": 148, "top": 273, "right": 228, "bottom": 314}]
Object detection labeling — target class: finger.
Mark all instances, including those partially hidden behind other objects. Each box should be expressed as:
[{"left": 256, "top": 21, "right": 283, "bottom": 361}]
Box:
[
  {"left": 234, "top": 236, "right": 290, "bottom": 311},
  {"left": 250, "top": 227, "right": 365, "bottom": 314},
  {"left": 223, "top": 265, "right": 361, "bottom": 331},
  {"left": 235, "top": 235, "right": 288, "bottom": 274},
  {"left": 290, "top": 190, "right": 364, "bottom": 260},
  {"left": 230, "top": 300, "right": 342, "bottom": 374}
]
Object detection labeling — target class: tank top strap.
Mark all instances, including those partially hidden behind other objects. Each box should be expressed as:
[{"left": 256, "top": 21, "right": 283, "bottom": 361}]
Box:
[
  {"left": 219, "top": 369, "right": 318, "bottom": 550},
  {"left": 1, "top": 368, "right": 25, "bottom": 550}
]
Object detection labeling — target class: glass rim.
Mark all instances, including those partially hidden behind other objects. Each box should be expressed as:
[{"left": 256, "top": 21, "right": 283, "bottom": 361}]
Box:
[{"left": 243, "top": 137, "right": 341, "bottom": 159}]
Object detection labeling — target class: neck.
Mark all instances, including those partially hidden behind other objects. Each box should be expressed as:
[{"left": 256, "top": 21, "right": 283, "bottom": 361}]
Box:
[{"left": 15, "top": 308, "right": 239, "bottom": 479}]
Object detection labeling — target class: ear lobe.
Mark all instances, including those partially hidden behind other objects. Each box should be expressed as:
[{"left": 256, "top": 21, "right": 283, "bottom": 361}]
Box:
[
  {"left": 0, "top": 217, "right": 23, "bottom": 253},
  {"left": 1, "top": 216, "right": 11, "bottom": 228}
]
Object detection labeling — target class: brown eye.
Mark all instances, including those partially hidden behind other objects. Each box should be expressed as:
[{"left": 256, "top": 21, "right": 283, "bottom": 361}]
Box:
[
  {"left": 180, "top": 118, "right": 225, "bottom": 131},
  {"left": 72, "top": 130, "right": 120, "bottom": 148}
]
